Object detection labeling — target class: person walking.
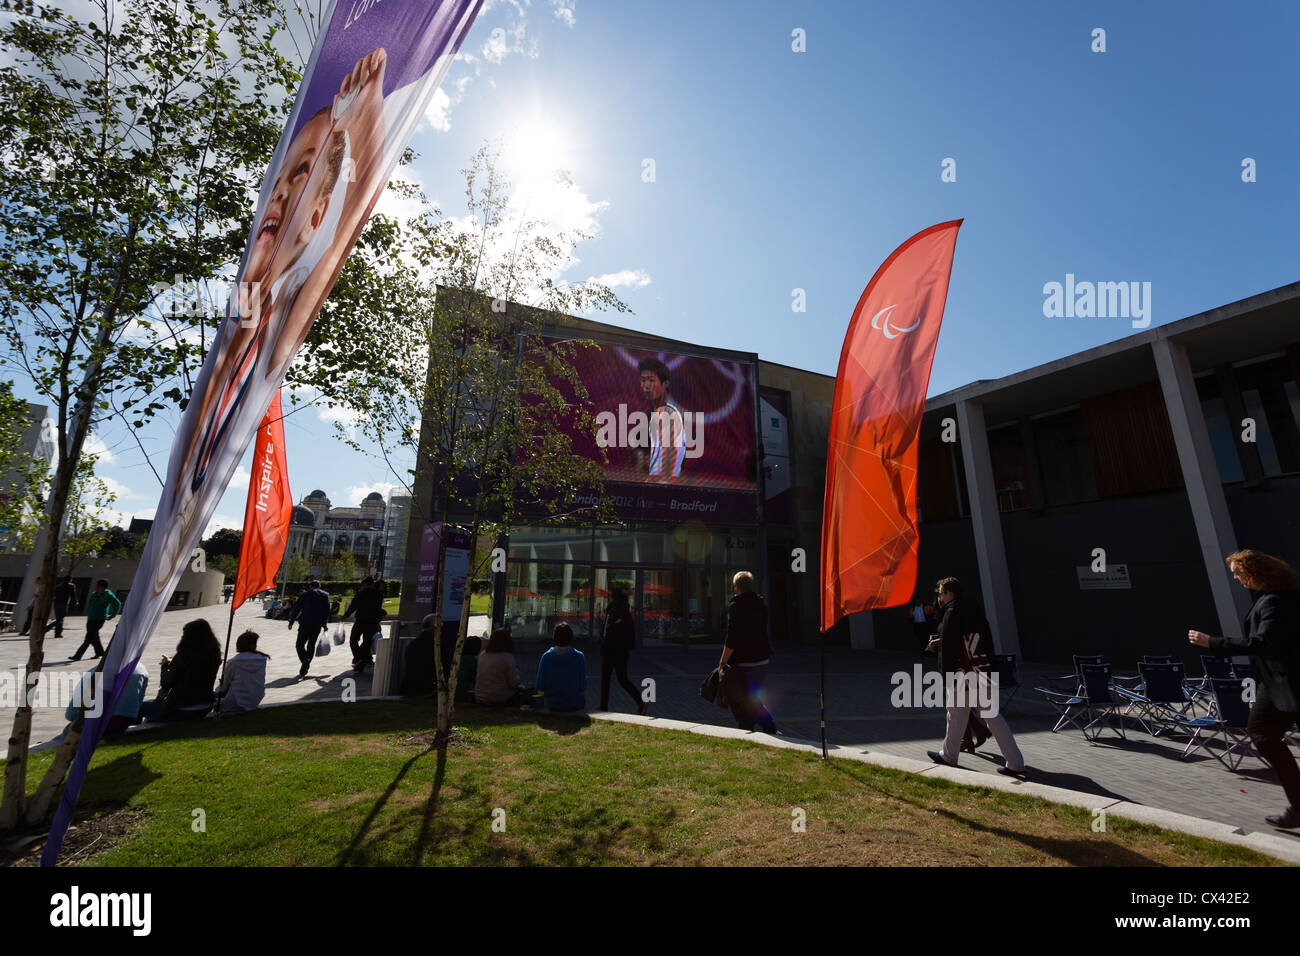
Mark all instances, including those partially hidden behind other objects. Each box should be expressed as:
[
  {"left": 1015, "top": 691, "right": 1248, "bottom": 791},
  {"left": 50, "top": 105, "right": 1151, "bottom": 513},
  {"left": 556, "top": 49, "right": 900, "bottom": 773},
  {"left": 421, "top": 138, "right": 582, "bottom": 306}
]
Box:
[
  {"left": 600, "top": 589, "right": 646, "bottom": 715},
  {"left": 344, "top": 576, "right": 384, "bottom": 674},
  {"left": 1189, "top": 549, "right": 1300, "bottom": 830},
  {"left": 288, "top": 580, "right": 331, "bottom": 679},
  {"left": 72, "top": 579, "right": 120, "bottom": 661},
  {"left": 926, "top": 576, "right": 1027, "bottom": 778},
  {"left": 50, "top": 575, "right": 77, "bottom": 640},
  {"left": 720, "top": 571, "right": 777, "bottom": 734}
]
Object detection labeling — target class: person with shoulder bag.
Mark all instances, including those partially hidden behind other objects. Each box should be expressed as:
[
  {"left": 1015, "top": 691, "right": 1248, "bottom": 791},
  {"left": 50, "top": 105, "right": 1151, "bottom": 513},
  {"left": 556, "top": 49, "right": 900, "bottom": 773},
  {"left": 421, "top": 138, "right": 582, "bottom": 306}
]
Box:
[{"left": 927, "top": 576, "right": 1027, "bottom": 779}]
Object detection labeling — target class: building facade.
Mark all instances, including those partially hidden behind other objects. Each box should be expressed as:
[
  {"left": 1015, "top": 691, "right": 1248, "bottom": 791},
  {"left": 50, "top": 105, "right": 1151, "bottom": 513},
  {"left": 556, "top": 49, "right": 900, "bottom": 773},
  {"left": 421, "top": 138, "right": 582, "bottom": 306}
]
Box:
[
  {"left": 285, "top": 489, "right": 388, "bottom": 577},
  {"left": 399, "top": 311, "right": 835, "bottom": 648},
  {"left": 863, "top": 281, "right": 1300, "bottom": 665}
]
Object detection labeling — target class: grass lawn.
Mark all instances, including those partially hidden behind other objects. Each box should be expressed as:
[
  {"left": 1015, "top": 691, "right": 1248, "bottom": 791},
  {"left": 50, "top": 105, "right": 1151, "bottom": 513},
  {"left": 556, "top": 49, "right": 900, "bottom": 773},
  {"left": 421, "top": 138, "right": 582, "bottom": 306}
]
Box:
[{"left": 9, "top": 701, "right": 1280, "bottom": 867}]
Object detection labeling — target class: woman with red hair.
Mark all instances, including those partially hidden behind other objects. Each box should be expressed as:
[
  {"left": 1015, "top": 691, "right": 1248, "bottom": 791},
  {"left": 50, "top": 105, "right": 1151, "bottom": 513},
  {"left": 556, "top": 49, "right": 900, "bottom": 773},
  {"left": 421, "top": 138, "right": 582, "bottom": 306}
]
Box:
[{"left": 1190, "top": 549, "right": 1300, "bottom": 829}]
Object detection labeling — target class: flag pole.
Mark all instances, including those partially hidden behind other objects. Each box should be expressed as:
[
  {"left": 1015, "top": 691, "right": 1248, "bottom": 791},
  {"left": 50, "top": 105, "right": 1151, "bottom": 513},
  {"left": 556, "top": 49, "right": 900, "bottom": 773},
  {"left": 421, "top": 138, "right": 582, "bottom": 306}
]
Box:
[
  {"left": 819, "top": 630, "right": 828, "bottom": 760},
  {"left": 218, "top": 575, "right": 238, "bottom": 688}
]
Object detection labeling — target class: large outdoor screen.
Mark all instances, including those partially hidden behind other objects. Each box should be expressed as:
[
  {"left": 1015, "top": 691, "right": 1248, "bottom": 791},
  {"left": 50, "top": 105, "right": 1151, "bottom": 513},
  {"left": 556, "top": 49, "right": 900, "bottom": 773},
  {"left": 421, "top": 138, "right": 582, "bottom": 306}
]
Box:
[{"left": 541, "top": 337, "right": 760, "bottom": 524}]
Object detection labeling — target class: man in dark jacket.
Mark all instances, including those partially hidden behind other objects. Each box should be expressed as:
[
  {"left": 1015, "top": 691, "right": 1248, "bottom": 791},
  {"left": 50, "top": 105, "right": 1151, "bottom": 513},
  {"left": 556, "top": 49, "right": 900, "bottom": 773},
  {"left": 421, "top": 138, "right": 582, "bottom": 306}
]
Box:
[
  {"left": 345, "top": 576, "right": 385, "bottom": 673},
  {"left": 719, "top": 571, "right": 776, "bottom": 733},
  {"left": 50, "top": 576, "right": 77, "bottom": 639},
  {"left": 1189, "top": 549, "right": 1300, "bottom": 829},
  {"left": 288, "top": 581, "right": 331, "bottom": 679},
  {"left": 600, "top": 589, "right": 647, "bottom": 714},
  {"left": 926, "top": 576, "right": 1026, "bottom": 778}
]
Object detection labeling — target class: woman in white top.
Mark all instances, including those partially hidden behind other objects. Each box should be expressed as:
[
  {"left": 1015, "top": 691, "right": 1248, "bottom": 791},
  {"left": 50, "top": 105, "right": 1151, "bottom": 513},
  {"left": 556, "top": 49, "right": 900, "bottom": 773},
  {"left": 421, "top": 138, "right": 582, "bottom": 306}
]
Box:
[
  {"left": 219, "top": 631, "right": 269, "bottom": 714},
  {"left": 474, "top": 627, "right": 527, "bottom": 706}
]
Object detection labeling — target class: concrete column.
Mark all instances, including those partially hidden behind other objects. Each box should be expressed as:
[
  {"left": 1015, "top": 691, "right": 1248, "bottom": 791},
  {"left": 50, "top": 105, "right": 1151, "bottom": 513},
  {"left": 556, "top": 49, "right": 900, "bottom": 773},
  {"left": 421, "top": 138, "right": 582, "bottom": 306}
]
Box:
[
  {"left": 1152, "top": 337, "right": 1250, "bottom": 638},
  {"left": 955, "top": 400, "right": 1021, "bottom": 657}
]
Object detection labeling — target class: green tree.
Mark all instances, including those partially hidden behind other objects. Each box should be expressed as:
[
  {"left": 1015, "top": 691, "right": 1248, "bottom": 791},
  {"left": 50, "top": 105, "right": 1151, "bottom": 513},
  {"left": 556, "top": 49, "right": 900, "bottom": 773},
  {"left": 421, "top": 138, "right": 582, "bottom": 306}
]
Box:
[
  {"left": 284, "top": 550, "right": 310, "bottom": 584},
  {"left": 210, "top": 553, "right": 239, "bottom": 584},
  {"left": 0, "top": 0, "right": 299, "bottom": 830},
  {"left": 0, "top": 382, "right": 50, "bottom": 553},
  {"left": 59, "top": 456, "right": 118, "bottom": 576},
  {"left": 302, "top": 145, "right": 625, "bottom": 744}
]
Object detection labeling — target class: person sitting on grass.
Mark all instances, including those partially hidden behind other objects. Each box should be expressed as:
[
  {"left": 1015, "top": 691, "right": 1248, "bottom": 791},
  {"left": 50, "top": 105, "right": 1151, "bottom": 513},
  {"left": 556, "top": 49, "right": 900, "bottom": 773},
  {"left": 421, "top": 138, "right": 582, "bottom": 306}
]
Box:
[
  {"left": 536, "top": 621, "right": 587, "bottom": 713},
  {"left": 475, "top": 627, "right": 529, "bottom": 706},
  {"left": 53, "top": 660, "right": 149, "bottom": 743},
  {"left": 218, "top": 630, "right": 269, "bottom": 714},
  {"left": 455, "top": 635, "right": 482, "bottom": 704},
  {"left": 139, "top": 619, "right": 221, "bottom": 723},
  {"left": 400, "top": 614, "right": 440, "bottom": 697}
]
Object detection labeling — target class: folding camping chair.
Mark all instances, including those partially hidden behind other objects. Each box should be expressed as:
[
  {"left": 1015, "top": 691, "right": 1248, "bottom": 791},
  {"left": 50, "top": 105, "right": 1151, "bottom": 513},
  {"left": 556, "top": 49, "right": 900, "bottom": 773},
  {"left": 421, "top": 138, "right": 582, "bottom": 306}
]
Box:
[
  {"left": 1112, "top": 662, "right": 1195, "bottom": 736},
  {"left": 991, "top": 654, "right": 1020, "bottom": 708},
  {"left": 1177, "top": 677, "right": 1258, "bottom": 771},
  {"left": 1037, "top": 662, "right": 1127, "bottom": 741}
]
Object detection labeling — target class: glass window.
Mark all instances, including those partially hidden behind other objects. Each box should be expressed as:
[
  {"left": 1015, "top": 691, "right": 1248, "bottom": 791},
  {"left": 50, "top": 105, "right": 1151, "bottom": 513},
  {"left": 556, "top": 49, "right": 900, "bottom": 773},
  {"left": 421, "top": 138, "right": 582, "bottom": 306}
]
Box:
[
  {"left": 988, "top": 425, "right": 1029, "bottom": 512},
  {"left": 1237, "top": 357, "right": 1300, "bottom": 475},
  {"left": 503, "top": 561, "right": 595, "bottom": 641},
  {"left": 1032, "top": 409, "right": 1097, "bottom": 505},
  {"left": 507, "top": 525, "right": 592, "bottom": 563},
  {"left": 1195, "top": 375, "right": 1244, "bottom": 483}
]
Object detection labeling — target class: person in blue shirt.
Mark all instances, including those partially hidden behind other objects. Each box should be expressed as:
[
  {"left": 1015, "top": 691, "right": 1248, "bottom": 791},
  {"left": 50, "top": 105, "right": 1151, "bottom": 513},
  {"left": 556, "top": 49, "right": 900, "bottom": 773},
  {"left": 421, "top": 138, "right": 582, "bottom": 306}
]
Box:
[{"left": 536, "top": 622, "right": 587, "bottom": 712}]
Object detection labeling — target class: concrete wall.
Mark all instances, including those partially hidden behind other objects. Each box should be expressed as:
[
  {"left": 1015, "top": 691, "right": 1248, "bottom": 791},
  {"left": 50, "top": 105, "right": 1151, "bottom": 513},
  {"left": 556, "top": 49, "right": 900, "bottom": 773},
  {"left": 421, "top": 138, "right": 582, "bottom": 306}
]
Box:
[
  {"left": 1224, "top": 474, "right": 1300, "bottom": 568},
  {"left": 0, "top": 555, "right": 225, "bottom": 610}
]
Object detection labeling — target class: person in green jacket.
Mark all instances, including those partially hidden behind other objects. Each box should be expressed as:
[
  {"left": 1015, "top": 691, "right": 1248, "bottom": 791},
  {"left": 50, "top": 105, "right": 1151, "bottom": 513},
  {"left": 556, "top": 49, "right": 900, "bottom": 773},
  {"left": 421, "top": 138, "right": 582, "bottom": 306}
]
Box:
[{"left": 72, "top": 579, "right": 121, "bottom": 661}]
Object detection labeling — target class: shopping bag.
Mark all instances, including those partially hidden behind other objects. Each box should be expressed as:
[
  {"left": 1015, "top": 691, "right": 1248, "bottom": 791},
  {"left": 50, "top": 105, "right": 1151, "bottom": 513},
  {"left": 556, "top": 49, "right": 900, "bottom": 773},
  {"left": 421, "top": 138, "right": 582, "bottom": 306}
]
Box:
[
  {"left": 315, "top": 636, "right": 331, "bottom": 657},
  {"left": 332, "top": 626, "right": 346, "bottom": 646}
]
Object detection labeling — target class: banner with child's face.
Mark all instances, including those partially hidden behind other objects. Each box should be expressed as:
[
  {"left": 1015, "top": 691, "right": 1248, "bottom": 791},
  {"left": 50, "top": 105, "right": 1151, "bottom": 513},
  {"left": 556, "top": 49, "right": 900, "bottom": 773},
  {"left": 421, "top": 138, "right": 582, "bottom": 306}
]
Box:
[{"left": 43, "top": 0, "right": 484, "bottom": 866}]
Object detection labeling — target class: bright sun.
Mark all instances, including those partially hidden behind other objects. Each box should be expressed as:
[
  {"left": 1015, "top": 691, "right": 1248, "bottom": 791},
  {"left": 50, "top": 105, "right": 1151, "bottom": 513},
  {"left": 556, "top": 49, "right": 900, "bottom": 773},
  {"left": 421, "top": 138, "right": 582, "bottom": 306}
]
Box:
[{"left": 501, "top": 118, "right": 572, "bottom": 193}]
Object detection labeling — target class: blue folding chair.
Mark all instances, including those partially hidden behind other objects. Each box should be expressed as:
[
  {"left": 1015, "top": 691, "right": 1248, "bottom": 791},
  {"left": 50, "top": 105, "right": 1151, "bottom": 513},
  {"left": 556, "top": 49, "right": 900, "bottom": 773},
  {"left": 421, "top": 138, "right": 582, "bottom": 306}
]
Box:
[
  {"left": 1113, "top": 662, "right": 1195, "bottom": 736},
  {"left": 1037, "top": 663, "right": 1127, "bottom": 741},
  {"left": 991, "top": 654, "right": 1020, "bottom": 707},
  {"left": 1177, "top": 677, "right": 1257, "bottom": 770}
]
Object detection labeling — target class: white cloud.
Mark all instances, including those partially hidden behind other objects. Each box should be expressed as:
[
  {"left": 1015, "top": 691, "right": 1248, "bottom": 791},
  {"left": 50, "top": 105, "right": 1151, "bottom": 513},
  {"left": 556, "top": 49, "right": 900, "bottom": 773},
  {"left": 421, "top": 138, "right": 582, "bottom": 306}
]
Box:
[
  {"left": 98, "top": 475, "right": 142, "bottom": 501},
  {"left": 84, "top": 432, "right": 117, "bottom": 465},
  {"left": 549, "top": 1, "right": 576, "bottom": 27},
  {"left": 227, "top": 465, "right": 250, "bottom": 491},
  {"left": 586, "top": 269, "right": 652, "bottom": 291},
  {"left": 424, "top": 86, "right": 452, "bottom": 133},
  {"left": 317, "top": 404, "right": 365, "bottom": 427},
  {"left": 202, "top": 513, "right": 242, "bottom": 539},
  {"left": 345, "top": 481, "right": 401, "bottom": 506}
]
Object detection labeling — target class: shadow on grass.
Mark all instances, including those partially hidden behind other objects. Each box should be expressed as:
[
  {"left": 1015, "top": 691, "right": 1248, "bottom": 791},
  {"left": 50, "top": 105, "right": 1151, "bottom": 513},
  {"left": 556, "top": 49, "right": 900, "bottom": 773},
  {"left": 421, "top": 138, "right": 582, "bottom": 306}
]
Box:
[
  {"left": 335, "top": 738, "right": 438, "bottom": 866},
  {"left": 821, "top": 758, "right": 1166, "bottom": 866}
]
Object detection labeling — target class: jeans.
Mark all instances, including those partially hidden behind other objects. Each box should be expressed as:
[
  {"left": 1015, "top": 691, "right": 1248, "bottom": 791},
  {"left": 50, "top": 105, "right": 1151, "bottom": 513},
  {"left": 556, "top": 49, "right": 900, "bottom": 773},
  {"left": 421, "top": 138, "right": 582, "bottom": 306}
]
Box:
[
  {"left": 72, "top": 618, "right": 106, "bottom": 660},
  {"left": 600, "top": 646, "right": 639, "bottom": 710},
  {"left": 730, "top": 663, "right": 776, "bottom": 733},
  {"left": 1248, "top": 697, "right": 1300, "bottom": 811}
]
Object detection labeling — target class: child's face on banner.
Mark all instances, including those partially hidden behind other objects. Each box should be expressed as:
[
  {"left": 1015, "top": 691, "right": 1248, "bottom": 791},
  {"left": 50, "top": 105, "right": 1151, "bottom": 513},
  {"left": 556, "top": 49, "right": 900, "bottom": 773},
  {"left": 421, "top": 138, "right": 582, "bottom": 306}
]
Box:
[{"left": 243, "top": 110, "right": 338, "bottom": 293}]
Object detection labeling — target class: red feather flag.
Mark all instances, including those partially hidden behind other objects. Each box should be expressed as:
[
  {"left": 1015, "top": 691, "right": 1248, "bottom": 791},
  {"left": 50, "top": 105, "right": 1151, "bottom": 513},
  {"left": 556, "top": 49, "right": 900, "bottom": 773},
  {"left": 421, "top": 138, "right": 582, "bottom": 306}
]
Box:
[
  {"left": 821, "top": 220, "right": 963, "bottom": 631},
  {"left": 233, "top": 389, "right": 292, "bottom": 610}
]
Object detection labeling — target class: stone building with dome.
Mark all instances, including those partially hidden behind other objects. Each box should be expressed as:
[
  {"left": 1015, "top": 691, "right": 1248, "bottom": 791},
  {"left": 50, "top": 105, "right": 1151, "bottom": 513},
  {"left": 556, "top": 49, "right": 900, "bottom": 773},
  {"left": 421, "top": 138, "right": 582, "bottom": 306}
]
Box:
[{"left": 285, "top": 489, "right": 388, "bottom": 577}]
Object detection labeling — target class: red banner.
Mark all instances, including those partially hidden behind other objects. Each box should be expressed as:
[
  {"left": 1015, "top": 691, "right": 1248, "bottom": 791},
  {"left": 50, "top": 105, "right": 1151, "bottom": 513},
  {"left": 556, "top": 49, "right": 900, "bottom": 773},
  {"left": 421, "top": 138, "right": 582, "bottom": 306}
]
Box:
[
  {"left": 820, "top": 220, "right": 963, "bottom": 631},
  {"left": 233, "top": 390, "right": 292, "bottom": 610}
]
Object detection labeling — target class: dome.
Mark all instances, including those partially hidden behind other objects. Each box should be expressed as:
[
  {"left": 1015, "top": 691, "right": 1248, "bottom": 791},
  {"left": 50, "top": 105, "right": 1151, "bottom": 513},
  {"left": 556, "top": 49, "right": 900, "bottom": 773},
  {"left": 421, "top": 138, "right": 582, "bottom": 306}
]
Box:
[
  {"left": 291, "top": 506, "right": 316, "bottom": 527},
  {"left": 308, "top": 489, "right": 327, "bottom": 498},
  {"left": 363, "top": 492, "right": 384, "bottom": 502}
]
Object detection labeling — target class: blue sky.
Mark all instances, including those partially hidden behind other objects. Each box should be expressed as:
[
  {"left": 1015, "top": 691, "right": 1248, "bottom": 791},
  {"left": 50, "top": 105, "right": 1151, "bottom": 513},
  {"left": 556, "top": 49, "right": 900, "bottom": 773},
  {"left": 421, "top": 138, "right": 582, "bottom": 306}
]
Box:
[{"left": 22, "top": 0, "right": 1300, "bottom": 534}]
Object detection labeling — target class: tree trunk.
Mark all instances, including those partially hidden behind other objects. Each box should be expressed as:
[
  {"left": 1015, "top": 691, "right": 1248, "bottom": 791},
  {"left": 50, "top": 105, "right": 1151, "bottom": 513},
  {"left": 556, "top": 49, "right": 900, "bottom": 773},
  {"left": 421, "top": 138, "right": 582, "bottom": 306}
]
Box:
[{"left": 0, "top": 445, "right": 80, "bottom": 830}]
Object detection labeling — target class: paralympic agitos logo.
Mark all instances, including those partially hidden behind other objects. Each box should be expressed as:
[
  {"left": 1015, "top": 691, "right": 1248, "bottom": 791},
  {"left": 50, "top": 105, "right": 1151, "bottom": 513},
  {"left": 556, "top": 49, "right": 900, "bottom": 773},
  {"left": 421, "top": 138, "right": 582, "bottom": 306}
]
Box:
[{"left": 870, "top": 304, "right": 920, "bottom": 339}]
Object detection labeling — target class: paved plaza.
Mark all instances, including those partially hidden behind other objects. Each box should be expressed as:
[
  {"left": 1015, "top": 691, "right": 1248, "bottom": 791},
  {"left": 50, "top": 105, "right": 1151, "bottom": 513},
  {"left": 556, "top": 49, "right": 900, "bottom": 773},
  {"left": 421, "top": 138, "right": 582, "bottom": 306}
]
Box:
[{"left": 3, "top": 608, "right": 1298, "bottom": 851}]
